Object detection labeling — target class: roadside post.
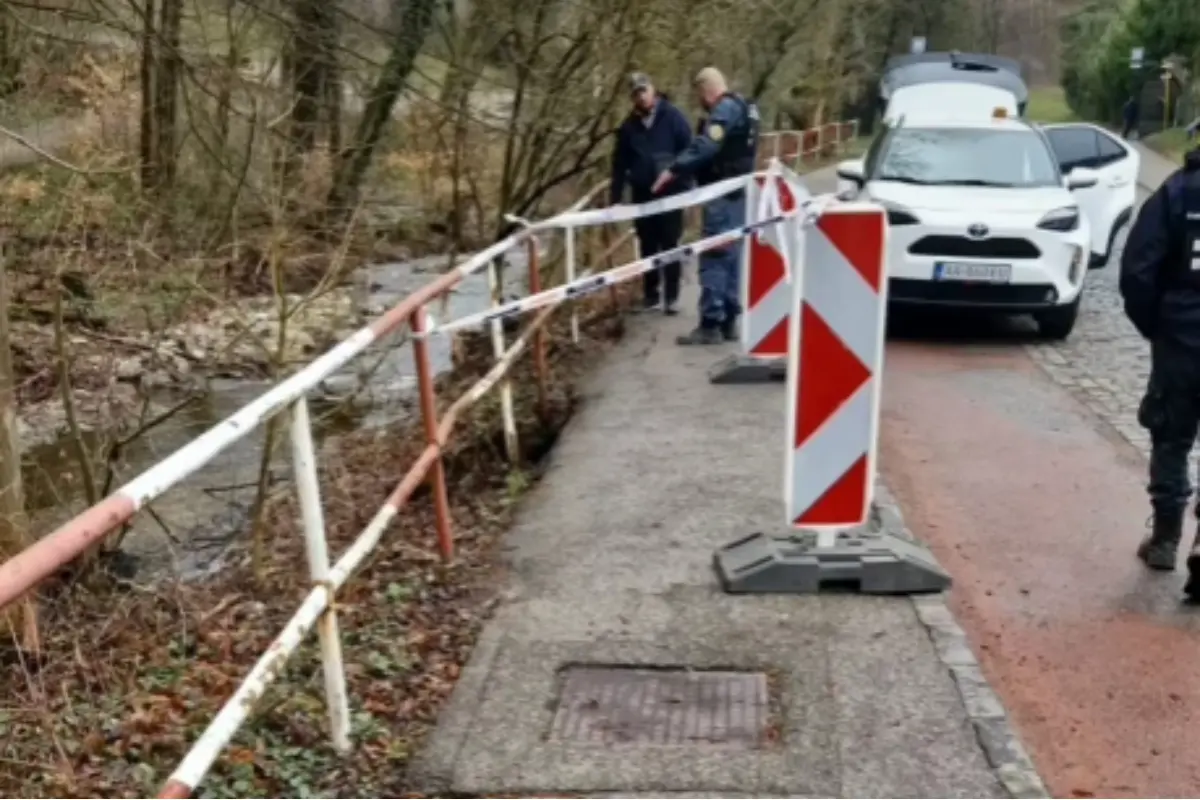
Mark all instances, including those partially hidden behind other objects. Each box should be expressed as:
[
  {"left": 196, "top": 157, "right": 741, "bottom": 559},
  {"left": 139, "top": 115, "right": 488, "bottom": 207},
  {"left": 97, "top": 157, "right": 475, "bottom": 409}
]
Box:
[{"left": 712, "top": 203, "right": 951, "bottom": 594}]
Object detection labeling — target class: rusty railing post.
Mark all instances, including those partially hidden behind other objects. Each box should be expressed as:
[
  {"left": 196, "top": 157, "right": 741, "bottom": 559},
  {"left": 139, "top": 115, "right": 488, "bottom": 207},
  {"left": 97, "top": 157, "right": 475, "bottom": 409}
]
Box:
[
  {"left": 410, "top": 306, "right": 454, "bottom": 561},
  {"left": 600, "top": 225, "right": 620, "bottom": 314},
  {"left": 526, "top": 238, "right": 550, "bottom": 420}
]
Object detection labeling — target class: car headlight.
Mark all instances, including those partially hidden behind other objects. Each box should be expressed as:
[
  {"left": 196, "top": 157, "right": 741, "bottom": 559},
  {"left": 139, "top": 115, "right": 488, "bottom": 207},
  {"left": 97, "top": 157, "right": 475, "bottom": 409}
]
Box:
[{"left": 1037, "top": 206, "right": 1080, "bottom": 232}]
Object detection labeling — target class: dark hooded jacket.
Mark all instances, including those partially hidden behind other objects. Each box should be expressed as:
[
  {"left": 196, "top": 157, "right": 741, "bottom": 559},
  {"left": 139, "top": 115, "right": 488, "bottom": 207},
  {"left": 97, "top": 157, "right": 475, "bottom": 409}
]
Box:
[
  {"left": 609, "top": 94, "right": 693, "bottom": 204},
  {"left": 1120, "top": 147, "right": 1200, "bottom": 346}
]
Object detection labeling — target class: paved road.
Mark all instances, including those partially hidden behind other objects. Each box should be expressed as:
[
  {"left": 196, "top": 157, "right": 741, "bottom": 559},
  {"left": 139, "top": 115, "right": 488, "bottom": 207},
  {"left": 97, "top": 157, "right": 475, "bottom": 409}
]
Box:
[{"left": 878, "top": 143, "right": 1200, "bottom": 798}]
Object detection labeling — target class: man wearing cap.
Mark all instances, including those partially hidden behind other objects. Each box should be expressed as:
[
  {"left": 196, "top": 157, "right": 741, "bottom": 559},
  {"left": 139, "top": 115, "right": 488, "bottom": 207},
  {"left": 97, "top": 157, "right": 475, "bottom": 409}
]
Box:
[
  {"left": 610, "top": 72, "right": 694, "bottom": 314},
  {"left": 652, "top": 66, "right": 760, "bottom": 345}
]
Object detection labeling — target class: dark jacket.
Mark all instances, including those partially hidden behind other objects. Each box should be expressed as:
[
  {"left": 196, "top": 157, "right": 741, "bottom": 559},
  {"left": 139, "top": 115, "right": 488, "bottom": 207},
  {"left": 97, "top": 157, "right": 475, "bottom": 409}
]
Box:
[
  {"left": 670, "top": 93, "right": 759, "bottom": 187},
  {"left": 610, "top": 96, "right": 693, "bottom": 204},
  {"left": 1123, "top": 97, "right": 1140, "bottom": 126},
  {"left": 1120, "top": 148, "right": 1200, "bottom": 346}
]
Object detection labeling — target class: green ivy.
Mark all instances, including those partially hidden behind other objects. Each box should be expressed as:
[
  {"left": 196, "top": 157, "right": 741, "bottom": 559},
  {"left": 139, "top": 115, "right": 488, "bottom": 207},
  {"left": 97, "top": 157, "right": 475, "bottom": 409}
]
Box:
[{"left": 1061, "top": 0, "right": 1200, "bottom": 123}]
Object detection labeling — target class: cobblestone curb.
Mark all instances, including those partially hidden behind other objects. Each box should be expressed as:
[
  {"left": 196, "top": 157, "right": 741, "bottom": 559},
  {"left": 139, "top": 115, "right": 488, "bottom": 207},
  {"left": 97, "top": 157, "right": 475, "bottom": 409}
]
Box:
[
  {"left": 1025, "top": 343, "right": 1152, "bottom": 457},
  {"left": 875, "top": 483, "right": 1050, "bottom": 799}
]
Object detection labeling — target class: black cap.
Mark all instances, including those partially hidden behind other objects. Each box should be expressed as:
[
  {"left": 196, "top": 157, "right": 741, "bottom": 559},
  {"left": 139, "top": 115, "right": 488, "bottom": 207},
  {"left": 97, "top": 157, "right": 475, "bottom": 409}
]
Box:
[{"left": 628, "top": 72, "right": 651, "bottom": 93}]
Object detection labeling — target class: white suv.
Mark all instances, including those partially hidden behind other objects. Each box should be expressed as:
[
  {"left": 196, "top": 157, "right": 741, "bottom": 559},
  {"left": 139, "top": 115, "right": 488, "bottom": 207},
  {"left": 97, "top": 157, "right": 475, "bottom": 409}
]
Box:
[{"left": 835, "top": 112, "right": 1138, "bottom": 339}]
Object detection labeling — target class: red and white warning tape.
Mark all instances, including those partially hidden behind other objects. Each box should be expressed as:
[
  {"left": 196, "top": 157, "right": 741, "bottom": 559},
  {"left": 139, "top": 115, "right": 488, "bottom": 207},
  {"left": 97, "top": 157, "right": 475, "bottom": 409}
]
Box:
[{"left": 420, "top": 164, "right": 836, "bottom": 339}]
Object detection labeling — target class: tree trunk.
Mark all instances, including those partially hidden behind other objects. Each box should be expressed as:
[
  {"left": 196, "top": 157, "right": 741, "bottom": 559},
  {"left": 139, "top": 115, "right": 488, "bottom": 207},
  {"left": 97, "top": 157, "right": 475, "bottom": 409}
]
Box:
[
  {"left": 154, "top": 0, "right": 183, "bottom": 193},
  {"left": 0, "top": 251, "right": 38, "bottom": 654},
  {"left": 327, "top": 0, "right": 437, "bottom": 215},
  {"left": 322, "top": 18, "right": 342, "bottom": 158},
  {"left": 139, "top": 0, "right": 158, "bottom": 190},
  {"left": 0, "top": 10, "right": 22, "bottom": 98},
  {"left": 286, "top": 0, "right": 326, "bottom": 177}
]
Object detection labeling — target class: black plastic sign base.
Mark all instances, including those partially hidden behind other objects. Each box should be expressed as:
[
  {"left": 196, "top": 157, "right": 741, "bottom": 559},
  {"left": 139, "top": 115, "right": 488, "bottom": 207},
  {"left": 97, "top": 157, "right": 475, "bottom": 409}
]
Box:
[
  {"left": 707, "top": 354, "right": 787, "bottom": 385},
  {"left": 713, "top": 530, "right": 951, "bottom": 595}
]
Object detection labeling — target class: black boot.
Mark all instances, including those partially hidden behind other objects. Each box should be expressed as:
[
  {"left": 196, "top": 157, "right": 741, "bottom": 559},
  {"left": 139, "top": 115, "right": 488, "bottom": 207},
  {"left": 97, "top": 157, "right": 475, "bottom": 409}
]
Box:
[
  {"left": 1137, "top": 508, "right": 1184, "bottom": 571},
  {"left": 720, "top": 315, "right": 739, "bottom": 341},
  {"left": 676, "top": 326, "right": 723, "bottom": 346}
]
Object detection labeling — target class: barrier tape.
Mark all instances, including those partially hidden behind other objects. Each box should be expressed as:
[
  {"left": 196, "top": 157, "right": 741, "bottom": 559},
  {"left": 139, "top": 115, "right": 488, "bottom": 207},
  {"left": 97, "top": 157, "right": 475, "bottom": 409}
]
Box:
[
  {"left": 417, "top": 201, "right": 829, "bottom": 339},
  {"left": 534, "top": 173, "right": 751, "bottom": 230},
  {"left": 446, "top": 161, "right": 793, "bottom": 288},
  {"left": 441, "top": 173, "right": 754, "bottom": 292}
]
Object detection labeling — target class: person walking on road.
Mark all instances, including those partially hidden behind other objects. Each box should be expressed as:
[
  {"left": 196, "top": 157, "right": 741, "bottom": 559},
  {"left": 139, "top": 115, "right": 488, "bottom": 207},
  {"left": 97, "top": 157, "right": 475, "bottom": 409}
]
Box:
[
  {"left": 651, "top": 66, "right": 760, "bottom": 345},
  {"left": 1122, "top": 94, "right": 1141, "bottom": 140},
  {"left": 609, "top": 72, "right": 693, "bottom": 314},
  {"left": 1119, "top": 144, "right": 1200, "bottom": 595}
]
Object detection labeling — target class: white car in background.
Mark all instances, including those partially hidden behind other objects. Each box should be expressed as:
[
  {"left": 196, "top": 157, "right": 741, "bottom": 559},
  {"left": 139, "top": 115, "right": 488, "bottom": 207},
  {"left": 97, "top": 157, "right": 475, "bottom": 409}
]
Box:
[{"left": 835, "top": 111, "right": 1139, "bottom": 339}]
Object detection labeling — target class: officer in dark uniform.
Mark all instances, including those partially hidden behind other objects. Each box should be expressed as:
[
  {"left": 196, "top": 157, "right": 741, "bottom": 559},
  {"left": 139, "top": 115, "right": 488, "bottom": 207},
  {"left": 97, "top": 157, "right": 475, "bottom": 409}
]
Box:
[
  {"left": 1120, "top": 145, "right": 1200, "bottom": 596},
  {"left": 651, "top": 66, "right": 760, "bottom": 345}
]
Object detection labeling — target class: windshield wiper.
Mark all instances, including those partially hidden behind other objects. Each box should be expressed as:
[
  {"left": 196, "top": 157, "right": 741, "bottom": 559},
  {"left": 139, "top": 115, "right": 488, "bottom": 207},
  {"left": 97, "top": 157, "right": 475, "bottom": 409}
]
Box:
[
  {"left": 934, "top": 179, "right": 1017, "bottom": 187},
  {"left": 876, "top": 175, "right": 939, "bottom": 185}
]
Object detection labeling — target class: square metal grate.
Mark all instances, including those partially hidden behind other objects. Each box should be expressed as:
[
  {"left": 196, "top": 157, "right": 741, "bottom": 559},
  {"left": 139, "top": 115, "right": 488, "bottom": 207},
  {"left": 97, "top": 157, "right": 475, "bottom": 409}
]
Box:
[{"left": 549, "top": 666, "right": 769, "bottom": 747}]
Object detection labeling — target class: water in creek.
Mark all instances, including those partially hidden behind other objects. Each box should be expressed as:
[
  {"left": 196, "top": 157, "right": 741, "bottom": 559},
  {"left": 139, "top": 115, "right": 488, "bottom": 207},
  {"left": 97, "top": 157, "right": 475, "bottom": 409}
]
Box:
[{"left": 20, "top": 248, "right": 534, "bottom": 578}]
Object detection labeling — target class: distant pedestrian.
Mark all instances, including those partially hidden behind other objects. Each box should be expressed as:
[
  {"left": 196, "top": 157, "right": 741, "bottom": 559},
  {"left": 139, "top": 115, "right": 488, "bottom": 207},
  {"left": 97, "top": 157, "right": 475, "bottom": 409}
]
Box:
[
  {"left": 1122, "top": 95, "right": 1140, "bottom": 139},
  {"left": 651, "top": 66, "right": 760, "bottom": 345},
  {"left": 609, "top": 72, "right": 693, "bottom": 314},
  {"left": 1119, "top": 142, "right": 1200, "bottom": 596}
]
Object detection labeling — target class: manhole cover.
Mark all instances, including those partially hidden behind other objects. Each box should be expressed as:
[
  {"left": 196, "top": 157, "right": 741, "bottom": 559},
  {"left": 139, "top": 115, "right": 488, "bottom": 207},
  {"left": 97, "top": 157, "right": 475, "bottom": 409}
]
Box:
[{"left": 549, "top": 666, "right": 769, "bottom": 747}]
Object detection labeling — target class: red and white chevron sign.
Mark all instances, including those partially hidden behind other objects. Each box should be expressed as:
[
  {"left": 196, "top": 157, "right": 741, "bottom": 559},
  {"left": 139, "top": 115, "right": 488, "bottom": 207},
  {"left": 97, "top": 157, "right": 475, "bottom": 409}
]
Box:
[
  {"left": 784, "top": 203, "right": 888, "bottom": 527},
  {"left": 740, "top": 174, "right": 797, "bottom": 359}
]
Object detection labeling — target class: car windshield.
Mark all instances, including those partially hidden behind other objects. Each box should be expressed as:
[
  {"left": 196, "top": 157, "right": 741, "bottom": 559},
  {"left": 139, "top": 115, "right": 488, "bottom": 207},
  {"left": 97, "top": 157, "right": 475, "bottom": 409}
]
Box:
[{"left": 873, "top": 127, "right": 1061, "bottom": 188}]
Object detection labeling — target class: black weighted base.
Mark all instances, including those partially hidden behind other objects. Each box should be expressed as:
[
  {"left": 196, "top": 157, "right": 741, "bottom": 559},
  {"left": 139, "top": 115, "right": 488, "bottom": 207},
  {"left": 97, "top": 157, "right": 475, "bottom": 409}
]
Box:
[
  {"left": 713, "top": 530, "right": 951, "bottom": 595},
  {"left": 707, "top": 354, "right": 787, "bottom": 384}
]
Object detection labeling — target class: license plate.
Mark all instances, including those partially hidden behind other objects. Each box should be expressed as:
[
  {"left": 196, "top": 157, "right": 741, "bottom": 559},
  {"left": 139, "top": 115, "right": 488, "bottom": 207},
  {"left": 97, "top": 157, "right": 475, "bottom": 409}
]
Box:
[{"left": 933, "top": 261, "right": 1012, "bottom": 283}]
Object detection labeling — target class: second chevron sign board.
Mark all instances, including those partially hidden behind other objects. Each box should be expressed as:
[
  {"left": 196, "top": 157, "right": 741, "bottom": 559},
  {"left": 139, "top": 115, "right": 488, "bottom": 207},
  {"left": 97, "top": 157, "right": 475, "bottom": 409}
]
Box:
[{"left": 712, "top": 202, "right": 952, "bottom": 596}]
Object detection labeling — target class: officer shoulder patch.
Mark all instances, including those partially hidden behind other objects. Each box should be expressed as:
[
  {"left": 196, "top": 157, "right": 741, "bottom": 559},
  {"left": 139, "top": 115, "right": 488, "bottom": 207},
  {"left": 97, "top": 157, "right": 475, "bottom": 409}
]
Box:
[{"left": 708, "top": 124, "right": 725, "bottom": 142}]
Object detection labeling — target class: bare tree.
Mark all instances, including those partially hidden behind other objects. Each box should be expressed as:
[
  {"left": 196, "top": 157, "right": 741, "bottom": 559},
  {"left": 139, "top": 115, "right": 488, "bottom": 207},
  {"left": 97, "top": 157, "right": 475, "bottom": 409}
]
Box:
[
  {"left": 139, "top": 0, "right": 184, "bottom": 194},
  {"left": 0, "top": 251, "right": 38, "bottom": 654},
  {"left": 285, "top": 0, "right": 341, "bottom": 178},
  {"left": 328, "top": 0, "right": 439, "bottom": 214}
]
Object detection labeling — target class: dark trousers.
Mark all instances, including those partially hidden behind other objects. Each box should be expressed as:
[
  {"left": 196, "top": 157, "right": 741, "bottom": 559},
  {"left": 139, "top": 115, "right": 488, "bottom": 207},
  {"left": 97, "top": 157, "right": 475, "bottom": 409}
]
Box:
[
  {"left": 698, "top": 193, "right": 746, "bottom": 327},
  {"left": 1140, "top": 340, "right": 1200, "bottom": 515},
  {"left": 635, "top": 210, "right": 684, "bottom": 305}
]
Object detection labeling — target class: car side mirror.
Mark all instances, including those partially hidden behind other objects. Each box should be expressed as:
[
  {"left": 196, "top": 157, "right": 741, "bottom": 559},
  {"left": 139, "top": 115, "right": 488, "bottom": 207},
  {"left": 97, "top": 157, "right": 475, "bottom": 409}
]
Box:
[
  {"left": 836, "top": 159, "right": 866, "bottom": 186},
  {"left": 836, "top": 159, "right": 866, "bottom": 198},
  {"left": 1066, "top": 167, "right": 1099, "bottom": 190}
]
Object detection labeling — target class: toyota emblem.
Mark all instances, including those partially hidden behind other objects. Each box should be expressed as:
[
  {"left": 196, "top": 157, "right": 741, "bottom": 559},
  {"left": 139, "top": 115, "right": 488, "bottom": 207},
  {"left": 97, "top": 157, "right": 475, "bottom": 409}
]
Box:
[{"left": 967, "top": 222, "right": 989, "bottom": 239}]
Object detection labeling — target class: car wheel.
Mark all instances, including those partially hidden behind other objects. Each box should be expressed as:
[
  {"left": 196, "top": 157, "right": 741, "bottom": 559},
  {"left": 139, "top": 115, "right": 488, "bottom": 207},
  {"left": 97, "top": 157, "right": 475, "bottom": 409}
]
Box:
[{"left": 1034, "top": 295, "right": 1081, "bottom": 340}]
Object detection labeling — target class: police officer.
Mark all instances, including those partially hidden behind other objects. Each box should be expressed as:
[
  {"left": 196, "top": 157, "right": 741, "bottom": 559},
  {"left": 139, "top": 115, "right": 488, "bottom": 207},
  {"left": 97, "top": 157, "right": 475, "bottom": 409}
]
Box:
[
  {"left": 650, "top": 66, "right": 760, "bottom": 345},
  {"left": 1120, "top": 145, "right": 1200, "bottom": 596}
]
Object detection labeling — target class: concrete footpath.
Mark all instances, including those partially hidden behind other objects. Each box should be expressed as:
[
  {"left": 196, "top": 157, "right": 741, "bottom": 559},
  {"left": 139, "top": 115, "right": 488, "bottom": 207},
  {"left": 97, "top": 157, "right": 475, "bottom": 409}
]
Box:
[{"left": 411, "top": 267, "right": 1046, "bottom": 795}]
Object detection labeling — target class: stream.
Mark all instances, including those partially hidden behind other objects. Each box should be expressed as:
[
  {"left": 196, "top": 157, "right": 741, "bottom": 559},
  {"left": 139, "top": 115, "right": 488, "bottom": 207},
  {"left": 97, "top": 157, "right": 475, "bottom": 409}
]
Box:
[{"left": 20, "top": 247, "right": 534, "bottom": 579}]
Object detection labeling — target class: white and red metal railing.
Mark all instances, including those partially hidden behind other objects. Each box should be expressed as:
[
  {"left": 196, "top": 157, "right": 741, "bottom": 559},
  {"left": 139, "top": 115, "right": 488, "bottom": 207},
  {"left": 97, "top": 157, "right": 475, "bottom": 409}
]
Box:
[{"left": 757, "top": 120, "right": 861, "bottom": 171}]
